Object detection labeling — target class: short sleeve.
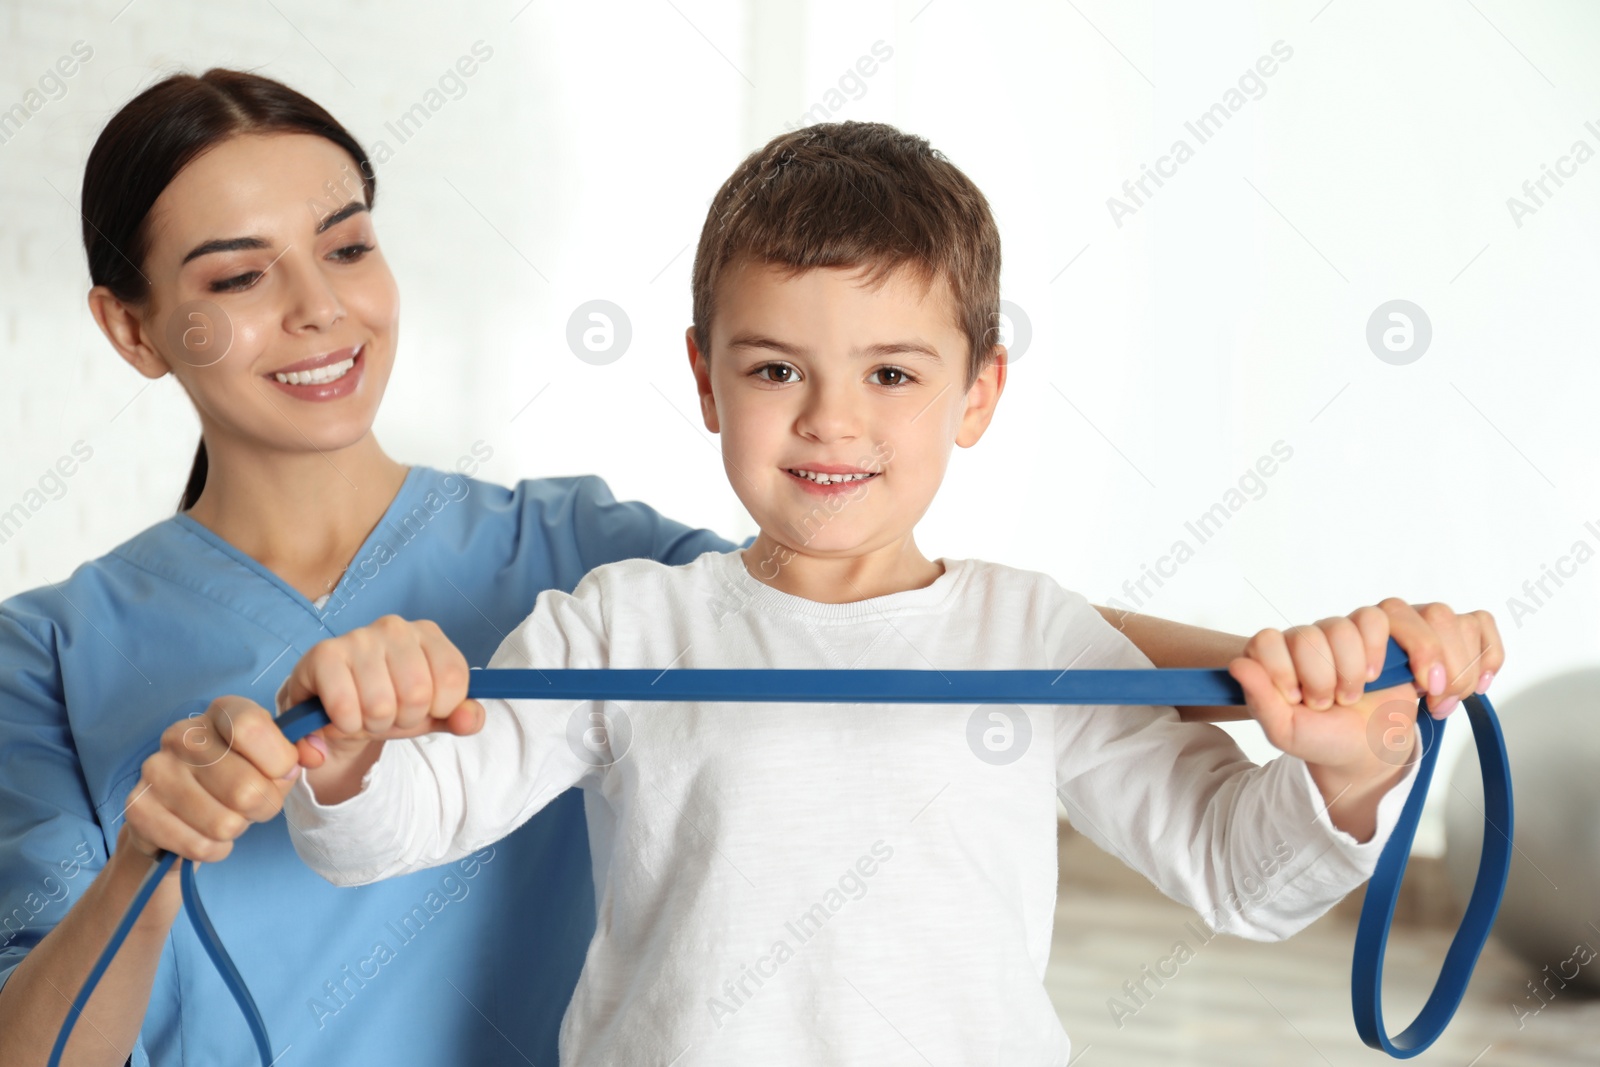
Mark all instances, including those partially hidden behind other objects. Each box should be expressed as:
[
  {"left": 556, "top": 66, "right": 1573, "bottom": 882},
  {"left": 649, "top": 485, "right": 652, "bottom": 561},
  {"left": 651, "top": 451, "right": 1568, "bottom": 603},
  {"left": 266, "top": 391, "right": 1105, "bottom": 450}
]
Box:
[
  {"left": 1048, "top": 586, "right": 1421, "bottom": 941},
  {"left": 567, "top": 474, "right": 749, "bottom": 572},
  {"left": 0, "top": 607, "right": 112, "bottom": 995}
]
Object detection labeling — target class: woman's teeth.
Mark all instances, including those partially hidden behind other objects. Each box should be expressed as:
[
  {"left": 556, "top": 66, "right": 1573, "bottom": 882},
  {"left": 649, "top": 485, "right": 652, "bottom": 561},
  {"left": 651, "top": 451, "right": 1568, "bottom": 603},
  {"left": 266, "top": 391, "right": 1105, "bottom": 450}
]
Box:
[
  {"left": 274, "top": 354, "right": 356, "bottom": 386},
  {"left": 788, "top": 469, "right": 877, "bottom": 485}
]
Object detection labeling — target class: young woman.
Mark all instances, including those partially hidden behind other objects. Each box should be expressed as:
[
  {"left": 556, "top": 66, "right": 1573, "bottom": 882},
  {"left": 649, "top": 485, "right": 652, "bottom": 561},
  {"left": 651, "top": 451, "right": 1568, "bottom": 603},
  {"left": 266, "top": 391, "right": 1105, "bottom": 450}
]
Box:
[{"left": 0, "top": 69, "right": 1495, "bottom": 1066}]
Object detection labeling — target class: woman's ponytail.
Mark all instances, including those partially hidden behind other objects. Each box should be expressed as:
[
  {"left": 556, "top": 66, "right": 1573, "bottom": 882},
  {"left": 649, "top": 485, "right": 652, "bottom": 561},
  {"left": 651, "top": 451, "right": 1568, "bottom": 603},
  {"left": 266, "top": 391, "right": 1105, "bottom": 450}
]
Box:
[{"left": 179, "top": 439, "right": 208, "bottom": 512}]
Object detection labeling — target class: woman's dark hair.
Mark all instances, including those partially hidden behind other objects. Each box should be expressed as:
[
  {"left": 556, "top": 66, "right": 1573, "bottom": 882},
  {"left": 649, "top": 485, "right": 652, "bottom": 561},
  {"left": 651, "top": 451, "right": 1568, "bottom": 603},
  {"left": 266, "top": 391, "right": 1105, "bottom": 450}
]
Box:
[{"left": 80, "top": 68, "right": 377, "bottom": 511}]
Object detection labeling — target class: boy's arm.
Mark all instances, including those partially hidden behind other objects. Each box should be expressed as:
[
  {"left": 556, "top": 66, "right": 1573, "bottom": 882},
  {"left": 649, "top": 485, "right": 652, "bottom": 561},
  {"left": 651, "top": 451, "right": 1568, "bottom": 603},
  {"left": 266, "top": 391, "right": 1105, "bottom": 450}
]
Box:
[
  {"left": 1059, "top": 595, "right": 1497, "bottom": 939},
  {"left": 284, "top": 694, "right": 589, "bottom": 886},
  {"left": 1057, "top": 595, "right": 1426, "bottom": 943},
  {"left": 1095, "top": 600, "right": 1501, "bottom": 726},
  {"left": 1092, "top": 607, "right": 1249, "bottom": 722},
  {"left": 284, "top": 588, "right": 612, "bottom": 885}
]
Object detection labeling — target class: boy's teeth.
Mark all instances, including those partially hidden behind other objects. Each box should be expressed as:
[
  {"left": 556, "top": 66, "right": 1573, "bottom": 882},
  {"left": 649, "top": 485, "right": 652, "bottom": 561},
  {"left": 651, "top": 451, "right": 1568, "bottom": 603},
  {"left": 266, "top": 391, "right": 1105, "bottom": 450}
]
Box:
[
  {"left": 789, "top": 468, "right": 875, "bottom": 484},
  {"left": 274, "top": 355, "right": 356, "bottom": 386}
]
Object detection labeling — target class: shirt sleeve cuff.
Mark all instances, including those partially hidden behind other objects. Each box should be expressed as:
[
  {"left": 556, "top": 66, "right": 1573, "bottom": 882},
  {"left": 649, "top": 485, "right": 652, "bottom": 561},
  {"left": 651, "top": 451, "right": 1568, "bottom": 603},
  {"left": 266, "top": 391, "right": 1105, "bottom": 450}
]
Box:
[
  {"left": 283, "top": 743, "right": 409, "bottom": 884},
  {"left": 286, "top": 752, "right": 383, "bottom": 814}
]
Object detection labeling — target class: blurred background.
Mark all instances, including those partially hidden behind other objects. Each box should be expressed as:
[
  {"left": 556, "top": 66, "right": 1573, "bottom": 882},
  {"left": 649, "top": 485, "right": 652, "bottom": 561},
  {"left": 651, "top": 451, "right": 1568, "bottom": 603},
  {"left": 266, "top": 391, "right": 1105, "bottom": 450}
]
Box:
[{"left": 2, "top": 1, "right": 1596, "bottom": 1062}]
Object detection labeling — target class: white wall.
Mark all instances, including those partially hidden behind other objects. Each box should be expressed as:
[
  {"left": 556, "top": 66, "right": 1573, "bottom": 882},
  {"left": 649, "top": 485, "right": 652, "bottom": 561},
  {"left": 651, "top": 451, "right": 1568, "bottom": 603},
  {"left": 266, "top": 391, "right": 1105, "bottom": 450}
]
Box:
[{"left": 2, "top": 0, "right": 1596, "bottom": 854}]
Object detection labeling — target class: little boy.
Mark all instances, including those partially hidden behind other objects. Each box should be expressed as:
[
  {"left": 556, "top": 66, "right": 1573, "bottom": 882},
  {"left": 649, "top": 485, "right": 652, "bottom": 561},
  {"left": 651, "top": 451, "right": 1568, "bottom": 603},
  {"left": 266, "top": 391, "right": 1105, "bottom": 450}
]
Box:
[{"left": 280, "top": 123, "right": 1491, "bottom": 1064}]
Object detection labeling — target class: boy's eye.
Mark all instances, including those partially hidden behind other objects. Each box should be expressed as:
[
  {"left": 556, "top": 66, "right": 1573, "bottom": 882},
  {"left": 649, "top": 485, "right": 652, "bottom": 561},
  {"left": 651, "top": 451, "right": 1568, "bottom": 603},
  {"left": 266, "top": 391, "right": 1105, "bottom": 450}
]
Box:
[
  {"left": 754, "top": 362, "right": 799, "bottom": 383},
  {"left": 873, "top": 366, "right": 916, "bottom": 387}
]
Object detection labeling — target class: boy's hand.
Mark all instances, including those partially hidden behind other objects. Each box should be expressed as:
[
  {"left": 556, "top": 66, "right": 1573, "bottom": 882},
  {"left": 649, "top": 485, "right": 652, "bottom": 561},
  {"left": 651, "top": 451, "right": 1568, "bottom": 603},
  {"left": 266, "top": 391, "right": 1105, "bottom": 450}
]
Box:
[
  {"left": 1226, "top": 600, "right": 1503, "bottom": 839},
  {"left": 279, "top": 615, "right": 485, "bottom": 770}
]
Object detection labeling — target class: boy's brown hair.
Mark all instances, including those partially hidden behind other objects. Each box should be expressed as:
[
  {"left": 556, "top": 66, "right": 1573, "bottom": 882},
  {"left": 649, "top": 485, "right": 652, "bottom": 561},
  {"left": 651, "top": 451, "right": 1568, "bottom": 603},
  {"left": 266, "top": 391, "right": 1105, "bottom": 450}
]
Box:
[{"left": 691, "top": 121, "right": 1002, "bottom": 390}]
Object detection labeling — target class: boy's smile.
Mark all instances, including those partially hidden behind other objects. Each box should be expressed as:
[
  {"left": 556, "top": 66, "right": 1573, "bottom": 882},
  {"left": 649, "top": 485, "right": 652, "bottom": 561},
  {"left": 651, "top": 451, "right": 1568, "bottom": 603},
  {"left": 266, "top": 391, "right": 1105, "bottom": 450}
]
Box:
[{"left": 687, "top": 259, "right": 1006, "bottom": 603}]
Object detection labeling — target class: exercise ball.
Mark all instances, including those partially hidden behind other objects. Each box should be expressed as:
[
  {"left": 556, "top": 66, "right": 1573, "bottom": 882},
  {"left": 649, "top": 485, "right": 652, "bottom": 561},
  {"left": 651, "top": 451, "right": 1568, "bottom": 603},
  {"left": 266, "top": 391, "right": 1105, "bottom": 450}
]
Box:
[{"left": 1444, "top": 668, "right": 1600, "bottom": 994}]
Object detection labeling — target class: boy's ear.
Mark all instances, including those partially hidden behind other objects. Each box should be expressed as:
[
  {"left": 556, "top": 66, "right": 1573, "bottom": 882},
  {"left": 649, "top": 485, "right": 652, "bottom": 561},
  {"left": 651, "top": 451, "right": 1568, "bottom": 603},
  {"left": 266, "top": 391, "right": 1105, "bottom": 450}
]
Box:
[
  {"left": 685, "top": 325, "right": 720, "bottom": 433},
  {"left": 955, "top": 345, "right": 1007, "bottom": 448}
]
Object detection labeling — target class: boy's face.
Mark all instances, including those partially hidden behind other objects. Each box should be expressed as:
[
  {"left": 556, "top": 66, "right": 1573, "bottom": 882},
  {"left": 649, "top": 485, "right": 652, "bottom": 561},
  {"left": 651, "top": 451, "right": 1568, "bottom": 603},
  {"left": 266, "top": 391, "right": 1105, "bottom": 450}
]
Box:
[{"left": 687, "top": 261, "right": 1005, "bottom": 561}]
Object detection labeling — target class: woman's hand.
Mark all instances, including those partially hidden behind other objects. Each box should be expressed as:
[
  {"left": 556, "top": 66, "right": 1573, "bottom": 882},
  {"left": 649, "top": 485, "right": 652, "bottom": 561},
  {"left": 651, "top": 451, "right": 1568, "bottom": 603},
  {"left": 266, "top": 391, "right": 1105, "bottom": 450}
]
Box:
[{"left": 123, "top": 695, "right": 303, "bottom": 865}]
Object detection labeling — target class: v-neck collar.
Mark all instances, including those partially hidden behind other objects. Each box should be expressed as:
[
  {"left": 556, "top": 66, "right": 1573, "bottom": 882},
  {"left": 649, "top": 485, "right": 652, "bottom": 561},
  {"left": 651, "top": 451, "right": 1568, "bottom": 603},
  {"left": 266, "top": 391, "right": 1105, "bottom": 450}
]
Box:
[{"left": 169, "top": 464, "right": 427, "bottom": 624}]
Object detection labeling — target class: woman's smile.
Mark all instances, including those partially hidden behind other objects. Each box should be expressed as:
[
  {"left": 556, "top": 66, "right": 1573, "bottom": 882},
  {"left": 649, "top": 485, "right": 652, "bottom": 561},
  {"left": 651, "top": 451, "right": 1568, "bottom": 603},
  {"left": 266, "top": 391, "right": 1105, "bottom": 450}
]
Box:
[{"left": 263, "top": 342, "right": 366, "bottom": 401}]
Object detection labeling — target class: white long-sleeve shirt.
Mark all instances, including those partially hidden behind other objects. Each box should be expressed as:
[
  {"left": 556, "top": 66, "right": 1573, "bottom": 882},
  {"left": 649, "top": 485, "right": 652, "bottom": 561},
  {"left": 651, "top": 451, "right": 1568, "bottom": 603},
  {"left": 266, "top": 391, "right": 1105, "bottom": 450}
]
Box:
[{"left": 286, "top": 548, "right": 1420, "bottom": 1066}]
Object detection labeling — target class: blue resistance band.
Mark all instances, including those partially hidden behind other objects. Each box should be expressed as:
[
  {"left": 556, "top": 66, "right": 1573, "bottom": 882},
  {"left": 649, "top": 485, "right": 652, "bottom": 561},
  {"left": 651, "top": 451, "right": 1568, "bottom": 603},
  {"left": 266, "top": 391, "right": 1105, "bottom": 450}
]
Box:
[{"left": 51, "top": 637, "right": 1510, "bottom": 1065}]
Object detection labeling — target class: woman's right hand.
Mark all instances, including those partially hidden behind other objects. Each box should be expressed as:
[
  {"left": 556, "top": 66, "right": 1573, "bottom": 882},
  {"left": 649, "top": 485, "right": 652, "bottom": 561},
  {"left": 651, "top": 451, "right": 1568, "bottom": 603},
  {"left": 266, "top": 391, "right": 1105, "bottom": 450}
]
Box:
[{"left": 122, "top": 695, "right": 303, "bottom": 865}]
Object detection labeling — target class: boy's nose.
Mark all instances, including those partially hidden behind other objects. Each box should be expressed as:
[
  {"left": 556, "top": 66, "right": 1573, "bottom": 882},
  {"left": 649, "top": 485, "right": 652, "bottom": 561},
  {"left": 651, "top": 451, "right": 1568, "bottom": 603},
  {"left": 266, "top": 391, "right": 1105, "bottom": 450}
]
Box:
[{"left": 794, "top": 381, "right": 863, "bottom": 442}]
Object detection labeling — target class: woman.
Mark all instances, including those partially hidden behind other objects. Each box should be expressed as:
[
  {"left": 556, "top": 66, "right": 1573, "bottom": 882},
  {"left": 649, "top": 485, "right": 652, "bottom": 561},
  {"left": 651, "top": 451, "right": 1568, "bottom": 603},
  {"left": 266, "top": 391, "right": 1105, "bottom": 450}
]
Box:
[{"left": 0, "top": 70, "right": 1493, "bottom": 1066}]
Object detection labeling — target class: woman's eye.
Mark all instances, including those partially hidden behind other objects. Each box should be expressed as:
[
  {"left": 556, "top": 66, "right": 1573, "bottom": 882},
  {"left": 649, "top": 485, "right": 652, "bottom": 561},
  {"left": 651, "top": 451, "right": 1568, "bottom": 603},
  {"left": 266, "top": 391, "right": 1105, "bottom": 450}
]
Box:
[
  {"left": 873, "top": 366, "right": 915, "bottom": 387},
  {"left": 331, "top": 243, "right": 373, "bottom": 263},
  {"left": 755, "top": 362, "right": 798, "bottom": 383},
  {"left": 210, "top": 272, "right": 260, "bottom": 293}
]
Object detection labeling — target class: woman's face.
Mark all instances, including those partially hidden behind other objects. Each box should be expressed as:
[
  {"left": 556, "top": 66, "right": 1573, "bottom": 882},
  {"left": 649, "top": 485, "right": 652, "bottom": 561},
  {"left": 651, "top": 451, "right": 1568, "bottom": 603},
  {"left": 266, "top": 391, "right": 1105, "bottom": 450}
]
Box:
[{"left": 133, "top": 132, "right": 398, "bottom": 457}]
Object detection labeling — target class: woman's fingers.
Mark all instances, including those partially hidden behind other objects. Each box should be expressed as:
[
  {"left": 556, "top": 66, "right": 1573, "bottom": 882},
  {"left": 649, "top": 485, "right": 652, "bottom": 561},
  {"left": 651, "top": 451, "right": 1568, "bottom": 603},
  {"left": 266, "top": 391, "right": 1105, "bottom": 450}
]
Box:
[
  {"left": 1416, "top": 601, "right": 1471, "bottom": 713},
  {"left": 123, "top": 785, "right": 236, "bottom": 865},
  {"left": 1376, "top": 598, "right": 1445, "bottom": 700},
  {"left": 121, "top": 696, "right": 308, "bottom": 867},
  {"left": 205, "top": 696, "right": 299, "bottom": 782},
  {"left": 1470, "top": 609, "right": 1505, "bottom": 692}
]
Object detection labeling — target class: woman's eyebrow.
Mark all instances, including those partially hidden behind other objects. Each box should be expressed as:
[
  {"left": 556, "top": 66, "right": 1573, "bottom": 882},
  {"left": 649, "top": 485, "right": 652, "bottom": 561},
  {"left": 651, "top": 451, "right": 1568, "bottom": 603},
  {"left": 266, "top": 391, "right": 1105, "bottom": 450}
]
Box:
[{"left": 179, "top": 201, "right": 369, "bottom": 265}]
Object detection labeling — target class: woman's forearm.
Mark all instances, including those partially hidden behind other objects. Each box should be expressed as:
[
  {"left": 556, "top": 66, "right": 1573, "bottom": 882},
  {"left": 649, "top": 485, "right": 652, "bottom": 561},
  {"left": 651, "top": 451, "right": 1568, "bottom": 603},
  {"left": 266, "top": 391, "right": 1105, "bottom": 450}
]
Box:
[
  {"left": 0, "top": 828, "right": 181, "bottom": 1066},
  {"left": 1092, "top": 606, "right": 1251, "bottom": 722}
]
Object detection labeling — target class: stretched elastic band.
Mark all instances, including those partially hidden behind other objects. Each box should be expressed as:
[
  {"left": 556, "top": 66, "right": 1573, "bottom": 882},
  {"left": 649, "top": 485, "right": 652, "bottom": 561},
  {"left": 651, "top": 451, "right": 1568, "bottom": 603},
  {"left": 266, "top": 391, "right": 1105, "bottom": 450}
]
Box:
[{"left": 54, "top": 638, "right": 1510, "bottom": 1064}]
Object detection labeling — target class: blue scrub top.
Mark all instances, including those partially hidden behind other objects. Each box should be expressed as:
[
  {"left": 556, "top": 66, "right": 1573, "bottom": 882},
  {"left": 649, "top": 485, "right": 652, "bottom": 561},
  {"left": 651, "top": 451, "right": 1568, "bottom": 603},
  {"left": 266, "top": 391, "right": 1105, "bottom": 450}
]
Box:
[{"left": 0, "top": 466, "right": 742, "bottom": 1066}]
